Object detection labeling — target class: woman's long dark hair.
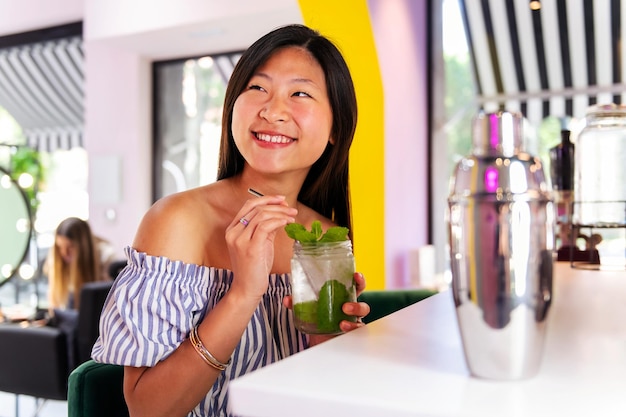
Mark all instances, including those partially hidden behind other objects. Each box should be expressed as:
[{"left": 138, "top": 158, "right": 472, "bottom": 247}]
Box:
[{"left": 217, "top": 24, "right": 358, "bottom": 234}]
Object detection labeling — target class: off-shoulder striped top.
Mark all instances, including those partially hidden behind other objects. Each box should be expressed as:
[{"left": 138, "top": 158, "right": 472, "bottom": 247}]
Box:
[{"left": 91, "top": 247, "right": 309, "bottom": 417}]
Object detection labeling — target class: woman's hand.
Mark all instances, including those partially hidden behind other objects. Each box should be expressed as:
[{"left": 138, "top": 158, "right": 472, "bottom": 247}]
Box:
[
  {"left": 338, "top": 272, "right": 370, "bottom": 331},
  {"left": 226, "top": 194, "right": 297, "bottom": 300}
]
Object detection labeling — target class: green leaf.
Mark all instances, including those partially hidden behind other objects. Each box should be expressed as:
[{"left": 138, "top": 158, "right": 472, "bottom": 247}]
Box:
[
  {"left": 284, "top": 221, "right": 349, "bottom": 243},
  {"left": 311, "top": 220, "right": 323, "bottom": 240},
  {"left": 284, "top": 223, "right": 318, "bottom": 243},
  {"left": 318, "top": 226, "right": 349, "bottom": 242}
]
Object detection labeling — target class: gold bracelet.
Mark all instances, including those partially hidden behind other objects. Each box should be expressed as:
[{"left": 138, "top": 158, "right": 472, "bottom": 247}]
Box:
[{"left": 189, "top": 326, "right": 230, "bottom": 371}]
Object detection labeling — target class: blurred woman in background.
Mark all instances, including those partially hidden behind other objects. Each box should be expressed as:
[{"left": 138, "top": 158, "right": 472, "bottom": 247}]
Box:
[{"left": 45, "top": 217, "right": 113, "bottom": 310}]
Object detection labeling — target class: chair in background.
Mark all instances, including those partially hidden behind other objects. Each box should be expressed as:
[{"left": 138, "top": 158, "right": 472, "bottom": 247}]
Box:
[
  {"left": 68, "top": 360, "right": 129, "bottom": 417},
  {"left": 107, "top": 259, "right": 127, "bottom": 281},
  {"left": 0, "top": 281, "right": 113, "bottom": 416},
  {"left": 357, "top": 288, "right": 437, "bottom": 324},
  {"left": 76, "top": 281, "right": 113, "bottom": 363}
]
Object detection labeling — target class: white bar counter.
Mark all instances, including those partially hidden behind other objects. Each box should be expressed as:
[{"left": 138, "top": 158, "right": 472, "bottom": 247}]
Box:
[{"left": 229, "top": 263, "right": 626, "bottom": 416}]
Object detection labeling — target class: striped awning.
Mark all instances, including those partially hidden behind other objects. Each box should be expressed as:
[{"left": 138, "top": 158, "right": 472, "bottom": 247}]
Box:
[
  {"left": 0, "top": 30, "right": 84, "bottom": 152},
  {"left": 460, "top": 0, "right": 626, "bottom": 127}
]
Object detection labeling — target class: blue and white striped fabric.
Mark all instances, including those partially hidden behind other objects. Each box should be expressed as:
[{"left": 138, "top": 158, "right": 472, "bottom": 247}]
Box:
[{"left": 92, "top": 246, "right": 309, "bottom": 417}]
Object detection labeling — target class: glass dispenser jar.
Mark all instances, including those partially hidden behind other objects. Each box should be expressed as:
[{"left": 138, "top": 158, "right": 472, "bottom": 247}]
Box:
[
  {"left": 572, "top": 103, "right": 626, "bottom": 269},
  {"left": 574, "top": 103, "right": 626, "bottom": 227}
]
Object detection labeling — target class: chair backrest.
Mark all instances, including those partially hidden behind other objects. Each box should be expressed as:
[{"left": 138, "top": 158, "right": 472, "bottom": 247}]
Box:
[
  {"left": 0, "top": 325, "right": 70, "bottom": 400},
  {"left": 68, "top": 359, "right": 129, "bottom": 417},
  {"left": 357, "top": 288, "right": 437, "bottom": 324},
  {"left": 0, "top": 281, "right": 112, "bottom": 401},
  {"left": 76, "top": 281, "right": 113, "bottom": 364},
  {"left": 108, "top": 259, "right": 127, "bottom": 280}
]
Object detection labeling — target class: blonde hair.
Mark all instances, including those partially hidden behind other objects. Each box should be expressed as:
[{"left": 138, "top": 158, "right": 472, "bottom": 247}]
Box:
[{"left": 48, "top": 217, "right": 100, "bottom": 310}]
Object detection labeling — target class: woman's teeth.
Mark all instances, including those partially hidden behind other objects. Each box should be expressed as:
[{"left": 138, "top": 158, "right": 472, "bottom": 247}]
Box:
[{"left": 256, "top": 133, "right": 292, "bottom": 143}]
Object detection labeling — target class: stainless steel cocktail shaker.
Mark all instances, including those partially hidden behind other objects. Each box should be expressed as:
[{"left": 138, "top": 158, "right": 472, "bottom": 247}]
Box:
[{"left": 447, "top": 111, "right": 555, "bottom": 380}]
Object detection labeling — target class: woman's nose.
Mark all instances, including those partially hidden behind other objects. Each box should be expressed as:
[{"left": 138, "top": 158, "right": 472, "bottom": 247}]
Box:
[{"left": 259, "top": 96, "right": 288, "bottom": 122}]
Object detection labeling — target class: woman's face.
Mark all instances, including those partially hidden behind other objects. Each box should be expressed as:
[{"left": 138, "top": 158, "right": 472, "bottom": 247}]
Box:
[
  {"left": 231, "top": 46, "right": 333, "bottom": 178},
  {"left": 56, "top": 235, "right": 76, "bottom": 264}
]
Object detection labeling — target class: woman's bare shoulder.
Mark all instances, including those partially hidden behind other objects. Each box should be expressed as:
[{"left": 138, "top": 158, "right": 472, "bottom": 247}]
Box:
[{"left": 131, "top": 184, "right": 226, "bottom": 263}]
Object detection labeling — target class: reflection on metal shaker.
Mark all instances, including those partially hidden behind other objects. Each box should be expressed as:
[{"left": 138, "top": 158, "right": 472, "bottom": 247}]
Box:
[{"left": 447, "top": 111, "right": 555, "bottom": 380}]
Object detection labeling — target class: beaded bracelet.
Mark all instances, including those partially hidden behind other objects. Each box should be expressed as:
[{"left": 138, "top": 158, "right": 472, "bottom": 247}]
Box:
[{"left": 189, "top": 326, "right": 231, "bottom": 371}]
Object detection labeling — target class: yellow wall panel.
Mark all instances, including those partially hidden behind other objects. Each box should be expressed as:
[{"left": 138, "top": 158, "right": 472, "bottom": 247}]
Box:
[{"left": 298, "top": 0, "right": 385, "bottom": 289}]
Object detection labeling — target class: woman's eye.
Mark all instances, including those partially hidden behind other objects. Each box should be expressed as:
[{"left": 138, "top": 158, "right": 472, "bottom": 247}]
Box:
[
  {"left": 293, "top": 91, "right": 311, "bottom": 98},
  {"left": 248, "top": 84, "right": 265, "bottom": 91}
]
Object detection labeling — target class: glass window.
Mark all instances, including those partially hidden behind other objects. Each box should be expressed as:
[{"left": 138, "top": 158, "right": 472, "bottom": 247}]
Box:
[
  {"left": 437, "top": 0, "right": 625, "bottom": 273},
  {"left": 153, "top": 52, "right": 242, "bottom": 201},
  {"left": 0, "top": 107, "right": 88, "bottom": 309},
  {"left": 436, "top": 0, "right": 563, "bottom": 275},
  {"left": 0, "top": 23, "right": 85, "bottom": 309}
]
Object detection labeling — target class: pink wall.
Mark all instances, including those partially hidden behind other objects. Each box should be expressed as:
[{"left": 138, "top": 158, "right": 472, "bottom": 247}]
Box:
[
  {"left": 0, "top": 0, "right": 82, "bottom": 36},
  {"left": 369, "top": 0, "right": 429, "bottom": 288},
  {"left": 83, "top": 42, "right": 152, "bottom": 258}
]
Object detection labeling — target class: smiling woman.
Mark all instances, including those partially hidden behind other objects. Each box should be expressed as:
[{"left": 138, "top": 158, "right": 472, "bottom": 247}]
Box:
[{"left": 92, "top": 24, "right": 369, "bottom": 417}]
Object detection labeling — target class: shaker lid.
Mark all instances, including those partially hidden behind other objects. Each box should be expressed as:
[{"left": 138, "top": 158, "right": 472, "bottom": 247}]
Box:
[{"left": 472, "top": 111, "right": 524, "bottom": 157}]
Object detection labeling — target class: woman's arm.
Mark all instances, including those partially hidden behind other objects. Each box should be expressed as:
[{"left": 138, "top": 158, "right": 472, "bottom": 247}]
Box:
[
  {"left": 122, "top": 192, "right": 296, "bottom": 417},
  {"left": 123, "top": 286, "right": 263, "bottom": 417}
]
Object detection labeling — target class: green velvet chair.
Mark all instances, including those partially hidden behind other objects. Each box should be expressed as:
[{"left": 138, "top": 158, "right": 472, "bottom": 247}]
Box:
[
  {"left": 67, "top": 288, "right": 436, "bottom": 416},
  {"left": 68, "top": 360, "right": 129, "bottom": 417},
  {"left": 357, "top": 288, "right": 438, "bottom": 324}
]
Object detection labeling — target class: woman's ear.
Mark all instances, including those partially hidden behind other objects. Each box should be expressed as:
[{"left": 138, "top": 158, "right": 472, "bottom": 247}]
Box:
[{"left": 329, "top": 136, "right": 335, "bottom": 145}]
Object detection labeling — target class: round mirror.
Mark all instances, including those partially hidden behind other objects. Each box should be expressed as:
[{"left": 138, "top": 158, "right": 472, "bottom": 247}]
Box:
[{"left": 0, "top": 166, "right": 32, "bottom": 287}]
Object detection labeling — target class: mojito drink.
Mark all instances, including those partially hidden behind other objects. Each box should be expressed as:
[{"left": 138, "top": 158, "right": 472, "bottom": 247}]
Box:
[{"left": 290, "top": 240, "right": 356, "bottom": 334}]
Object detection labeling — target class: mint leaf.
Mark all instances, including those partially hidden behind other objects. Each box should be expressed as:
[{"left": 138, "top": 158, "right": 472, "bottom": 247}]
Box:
[
  {"left": 311, "top": 220, "right": 323, "bottom": 240},
  {"left": 285, "top": 221, "right": 349, "bottom": 243},
  {"left": 319, "top": 226, "right": 349, "bottom": 242},
  {"left": 284, "top": 223, "right": 318, "bottom": 243}
]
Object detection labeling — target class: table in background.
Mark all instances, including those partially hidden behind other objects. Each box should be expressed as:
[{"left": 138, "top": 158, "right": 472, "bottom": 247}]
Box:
[{"left": 229, "top": 263, "right": 626, "bottom": 416}]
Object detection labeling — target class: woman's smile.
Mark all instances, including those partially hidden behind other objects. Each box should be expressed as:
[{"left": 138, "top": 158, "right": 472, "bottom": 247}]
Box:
[{"left": 254, "top": 132, "right": 295, "bottom": 144}]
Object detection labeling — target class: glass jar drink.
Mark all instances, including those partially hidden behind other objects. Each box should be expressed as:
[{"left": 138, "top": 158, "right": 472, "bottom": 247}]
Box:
[{"left": 290, "top": 240, "right": 357, "bottom": 334}]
